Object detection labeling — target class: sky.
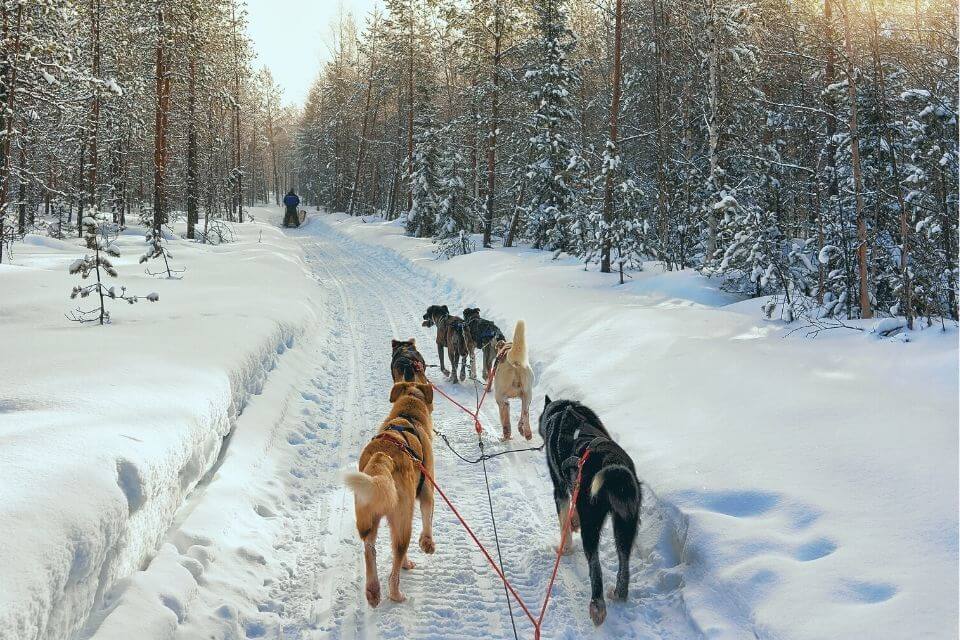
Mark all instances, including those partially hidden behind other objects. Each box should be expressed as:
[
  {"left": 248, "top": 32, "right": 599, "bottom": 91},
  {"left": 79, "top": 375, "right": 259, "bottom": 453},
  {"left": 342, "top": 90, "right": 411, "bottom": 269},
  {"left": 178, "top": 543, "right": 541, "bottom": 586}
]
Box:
[{"left": 245, "top": 0, "right": 380, "bottom": 107}]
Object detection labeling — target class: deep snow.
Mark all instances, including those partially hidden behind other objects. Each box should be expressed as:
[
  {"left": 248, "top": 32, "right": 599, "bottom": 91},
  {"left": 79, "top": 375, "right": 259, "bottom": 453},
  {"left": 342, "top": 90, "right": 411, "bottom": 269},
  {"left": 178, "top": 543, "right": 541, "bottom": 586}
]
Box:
[
  {"left": 0, "top": 215, "right": 320, "bottom": 639},
  {"left": 1, "top": 207, "right": 956, "bottom": 640}
]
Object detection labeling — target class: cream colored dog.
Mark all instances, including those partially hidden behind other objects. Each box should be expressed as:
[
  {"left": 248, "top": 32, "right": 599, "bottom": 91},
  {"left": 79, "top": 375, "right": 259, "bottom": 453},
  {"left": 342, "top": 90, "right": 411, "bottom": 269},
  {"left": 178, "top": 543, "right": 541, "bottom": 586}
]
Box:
[{"left": 492, "top": 320, "right": 534, "bottom": 440}]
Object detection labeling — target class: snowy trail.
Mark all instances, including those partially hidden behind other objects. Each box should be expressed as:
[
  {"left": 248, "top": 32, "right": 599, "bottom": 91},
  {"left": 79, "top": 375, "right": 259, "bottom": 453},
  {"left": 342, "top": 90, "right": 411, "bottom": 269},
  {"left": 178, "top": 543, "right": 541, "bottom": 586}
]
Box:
[{"left": 245, "top": 214, "right": 700, "bottom": 639}]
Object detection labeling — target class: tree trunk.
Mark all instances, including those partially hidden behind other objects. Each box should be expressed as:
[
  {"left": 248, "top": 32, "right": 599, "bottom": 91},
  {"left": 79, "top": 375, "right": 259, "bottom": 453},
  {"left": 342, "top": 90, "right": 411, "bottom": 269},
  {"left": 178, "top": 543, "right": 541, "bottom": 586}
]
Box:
[
  {"left": 840, "top": 0, "right": 872, "bottom": 318},
  {"left": 406, "top": 4, "right": 414, "bottom": 214},
  {"left": 350, "top": 34, "right": 377, "bottom": 215},
  {"left": 483, "top": 1, "right": 502, "bottom": 248},
  {"left": 600, "top": 0, "right": 624, "bottom": 273},
  {"left": 0, "top": 4, "right": 22, "bottom": 261},
  {"left": 86, "top": 0, "right": 102, "bottom": 223},
  {"left": 231, "top": 0, "right": 243, "bottom": 223},
  {"left": 153, "top": 4, "right": 167, "bottom": 231},
  {"left": 704, "top": 0, "right": 721, "bottom": 263},
  {"left": 186, "top": 6, "right": 198, "bottom": 239}
]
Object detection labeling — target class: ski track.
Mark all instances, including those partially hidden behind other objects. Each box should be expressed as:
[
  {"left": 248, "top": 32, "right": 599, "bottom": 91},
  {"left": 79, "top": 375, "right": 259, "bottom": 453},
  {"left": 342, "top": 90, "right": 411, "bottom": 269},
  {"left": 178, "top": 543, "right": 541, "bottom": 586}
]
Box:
[{"left": 244, "top": 217, "right": 700, "bottom": 639}]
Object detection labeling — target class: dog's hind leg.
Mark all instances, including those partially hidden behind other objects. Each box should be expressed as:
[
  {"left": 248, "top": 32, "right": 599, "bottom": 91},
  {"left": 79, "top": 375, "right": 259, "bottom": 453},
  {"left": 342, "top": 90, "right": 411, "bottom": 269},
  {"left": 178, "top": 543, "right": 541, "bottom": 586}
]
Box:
[
  {"left": 610, "top": 512, "right": 639, "bottom": 601},
  {"left": 468, "top": 347, "right": 477, "bottom": 380},
  {"left": 418, "top": 485, "right": 436, "bottom": 554},
  {"left": 386, "top": 505, "right": 413, "bottom": 602},
  {"left": 497, "top": 399, "right": 512, "bottom": 440},
  {"left": 358, "top": 518, "right": 382, "bottom": 607},
  {"left": 449, "top": 351, "right": 460, "bottom": 384},
  {"left": 519, "top": 389, "right": 532, "bottom": 440},
  {"left": 581, "top": 514, "right": 608, "bottom": 625}
]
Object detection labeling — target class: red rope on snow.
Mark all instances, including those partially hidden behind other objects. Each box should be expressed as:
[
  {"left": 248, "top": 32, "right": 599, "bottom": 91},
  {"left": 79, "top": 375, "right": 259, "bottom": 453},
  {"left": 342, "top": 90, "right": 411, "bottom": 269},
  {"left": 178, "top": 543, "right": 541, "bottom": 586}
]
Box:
[
  {"left": 535, "top": 448, "right": 591, "bottom": 639},
  {"left": 409, "top": 353, "right": 589, "bottom": 638}
]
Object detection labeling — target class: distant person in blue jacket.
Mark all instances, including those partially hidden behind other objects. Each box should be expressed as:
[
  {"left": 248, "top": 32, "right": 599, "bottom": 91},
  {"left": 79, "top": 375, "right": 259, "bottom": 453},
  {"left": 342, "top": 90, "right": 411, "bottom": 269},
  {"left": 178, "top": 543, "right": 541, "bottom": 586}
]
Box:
[{"left": 283, "top": 190, "right": 301, "bottom": 227}]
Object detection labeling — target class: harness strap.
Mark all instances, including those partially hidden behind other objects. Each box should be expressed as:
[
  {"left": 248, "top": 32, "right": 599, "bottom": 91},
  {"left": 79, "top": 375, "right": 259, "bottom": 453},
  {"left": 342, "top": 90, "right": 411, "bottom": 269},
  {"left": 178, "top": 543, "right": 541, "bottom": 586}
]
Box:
[{"left": 380, "top": 425, "right": 426, "bottom": 496}]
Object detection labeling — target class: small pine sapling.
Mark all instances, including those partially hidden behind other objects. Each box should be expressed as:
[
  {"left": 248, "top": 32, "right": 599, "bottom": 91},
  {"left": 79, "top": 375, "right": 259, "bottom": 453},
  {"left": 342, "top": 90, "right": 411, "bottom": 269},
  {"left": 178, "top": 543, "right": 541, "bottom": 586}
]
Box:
[
  {"left": 68, "top": 209, "right": 159, "bottom": 324},
  {"left": 140, "top": 225, "right": 184, "bottom": 279}
]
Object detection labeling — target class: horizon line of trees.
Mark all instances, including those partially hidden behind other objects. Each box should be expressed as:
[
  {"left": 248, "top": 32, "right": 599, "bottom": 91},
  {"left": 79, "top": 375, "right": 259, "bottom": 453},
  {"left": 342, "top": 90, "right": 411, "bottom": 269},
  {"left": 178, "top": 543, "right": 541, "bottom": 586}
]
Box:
[{"left": 293, "top": 0, "right": 958, "bottom": 326}]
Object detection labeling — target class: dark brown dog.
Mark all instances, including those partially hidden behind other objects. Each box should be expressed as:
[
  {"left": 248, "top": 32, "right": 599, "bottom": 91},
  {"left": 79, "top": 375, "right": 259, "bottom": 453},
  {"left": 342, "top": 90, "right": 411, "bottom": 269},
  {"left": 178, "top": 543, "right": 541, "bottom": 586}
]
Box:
[
  {"left": 422, "top": 305, "right": 467, "bottom": 383},
  {"left": 461, "top": 308, "right": 505, "bottom": 381},
  {"left": 391, "top": 338, "right": 427, "bottom": 383},
  {"left": 344, "top": 382, "right": 436, "bottom": 606}
]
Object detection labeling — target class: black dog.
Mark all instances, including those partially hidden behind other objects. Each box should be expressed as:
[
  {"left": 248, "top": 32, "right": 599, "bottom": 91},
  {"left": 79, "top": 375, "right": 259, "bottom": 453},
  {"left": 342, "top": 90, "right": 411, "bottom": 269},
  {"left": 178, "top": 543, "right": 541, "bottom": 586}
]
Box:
[
  {"left": 539, "top": 396, "right": 641, "bottom": 626},
  {"left": 461, "top": 308, "right": 505, "bottom": 380}
]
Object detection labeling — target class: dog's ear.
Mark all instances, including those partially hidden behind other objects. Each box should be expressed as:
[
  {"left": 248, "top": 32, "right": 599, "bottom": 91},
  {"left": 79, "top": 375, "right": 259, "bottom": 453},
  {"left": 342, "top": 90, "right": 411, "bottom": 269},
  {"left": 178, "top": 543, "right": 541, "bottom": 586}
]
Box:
[
  {"left": 391, "top": 339, "right": 402, "bottom": 349},
  {"left": 544, "top": 395, "right": 552, "bottom": 407},
  {"left": 389, "top": 383, "right": 406, "bottom": 403},
  {"left": 408, "top": 337, "right": 416, "bottom": 346},
  {"left": 417, "top": 383, "right": 433, "bottom": 405},
  {"left": 441, "top": 305, "right": 449, "bottom": 314}
]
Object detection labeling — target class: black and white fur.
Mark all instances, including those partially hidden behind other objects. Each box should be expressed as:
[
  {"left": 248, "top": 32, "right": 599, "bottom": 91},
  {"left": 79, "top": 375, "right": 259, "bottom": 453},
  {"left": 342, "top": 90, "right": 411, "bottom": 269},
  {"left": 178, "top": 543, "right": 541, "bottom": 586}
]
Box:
[{"left": 538, "top": 396, "right": 641, "bottom": 626}]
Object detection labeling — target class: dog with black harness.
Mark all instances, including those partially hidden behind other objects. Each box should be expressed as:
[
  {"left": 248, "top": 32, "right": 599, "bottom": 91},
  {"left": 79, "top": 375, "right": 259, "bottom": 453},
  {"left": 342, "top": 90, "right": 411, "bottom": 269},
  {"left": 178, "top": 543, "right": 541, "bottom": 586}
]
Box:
[
  {"left": 461, "top": 308, "right": 505, "bottom": 381},
  {"left": 391, "top": 338, "right": 427, "bottom": 383},
  {"left": 343, "top": 382, "right": 436, "bottom": 607},
  {"left": 539, "top": 396, "right": 641, "bottom": 626}
]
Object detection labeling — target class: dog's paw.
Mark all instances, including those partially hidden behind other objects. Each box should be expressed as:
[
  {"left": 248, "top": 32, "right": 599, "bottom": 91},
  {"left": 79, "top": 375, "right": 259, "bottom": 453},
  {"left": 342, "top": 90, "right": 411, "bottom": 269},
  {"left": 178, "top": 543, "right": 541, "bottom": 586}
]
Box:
[
  {"left": 554, "top": 542, "right": 574, "bottom": 556},
  {"left": 402, "top": 558, "right": 416, "bottom": 570},
  {"left": 608, "top": 587, "right": 628, "bottom": 602},
  {"left": 366, "top": 580, "right": 382, "bottom": 608},
  {"left": 419, "top": 534, "right": 435, "bottom": 554},
  {"left": 589, "top": 599, "right": 607, "bottom": 626},
  {"left": 389, "top": 590, "right": 407, "bottom": 603}
]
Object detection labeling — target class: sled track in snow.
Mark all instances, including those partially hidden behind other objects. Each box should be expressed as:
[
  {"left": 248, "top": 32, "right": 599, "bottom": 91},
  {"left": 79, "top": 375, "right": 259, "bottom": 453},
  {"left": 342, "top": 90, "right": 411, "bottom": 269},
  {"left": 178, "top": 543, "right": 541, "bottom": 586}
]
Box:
[{"left": 260, "top": 216, "right": 700, "bottom": 639}]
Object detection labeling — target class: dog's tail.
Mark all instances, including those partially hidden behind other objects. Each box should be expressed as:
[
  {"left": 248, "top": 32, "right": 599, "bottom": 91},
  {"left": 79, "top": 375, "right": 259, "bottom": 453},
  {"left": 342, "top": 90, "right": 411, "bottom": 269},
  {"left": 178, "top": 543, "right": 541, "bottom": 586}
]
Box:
[
  {"left": 343, "top": 454, "right": 398, "bottom": 514},
  {"left": 507, "top": 320, "right": 528, "bottom": 366},
  {"left": 590, "top": 465, "right": 641, "bottom": 520}
]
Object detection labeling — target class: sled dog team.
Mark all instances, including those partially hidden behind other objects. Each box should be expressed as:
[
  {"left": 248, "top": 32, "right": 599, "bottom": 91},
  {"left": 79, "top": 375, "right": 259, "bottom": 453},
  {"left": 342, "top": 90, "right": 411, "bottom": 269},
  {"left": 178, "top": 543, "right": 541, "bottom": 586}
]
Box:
[{"left": 343, "top": 306, "right": 643, "bottom": 627}]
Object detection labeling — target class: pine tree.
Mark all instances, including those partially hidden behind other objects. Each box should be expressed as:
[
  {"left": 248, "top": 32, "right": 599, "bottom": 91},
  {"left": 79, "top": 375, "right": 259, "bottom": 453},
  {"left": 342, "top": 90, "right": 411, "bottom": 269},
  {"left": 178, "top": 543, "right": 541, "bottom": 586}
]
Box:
[
  {"left": 522, "top": 0, "right": 586, "bottom": 254},
  {"left": 68, "top": 208, "right": 158, "bottom": 324}
]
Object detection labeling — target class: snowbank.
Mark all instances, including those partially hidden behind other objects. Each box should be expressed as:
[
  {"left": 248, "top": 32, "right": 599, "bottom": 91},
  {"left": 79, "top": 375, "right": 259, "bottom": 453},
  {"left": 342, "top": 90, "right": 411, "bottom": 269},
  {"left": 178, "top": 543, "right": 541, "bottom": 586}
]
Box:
[
  {"left": 319, "top": 212, "right": 958, "bottom": 639},
  {"left": 0, "top": 211, "right": 320, "bottom": 640}
]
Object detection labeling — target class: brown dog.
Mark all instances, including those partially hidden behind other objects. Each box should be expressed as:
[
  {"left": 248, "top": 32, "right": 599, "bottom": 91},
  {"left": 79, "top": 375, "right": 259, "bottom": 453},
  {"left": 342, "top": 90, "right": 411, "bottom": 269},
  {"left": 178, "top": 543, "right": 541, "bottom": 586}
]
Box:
[
  {"left": 422, "top": 305, "right": 468, "bottom": 383},
  {"left": 391, "top": 338, "right": 427, "bottom": 383},
  {"left": 492, "top": 320, "right": 534, "bottom": 440},
  {"left": 344, "top": 382, "right": 436, "bottom": 606}
]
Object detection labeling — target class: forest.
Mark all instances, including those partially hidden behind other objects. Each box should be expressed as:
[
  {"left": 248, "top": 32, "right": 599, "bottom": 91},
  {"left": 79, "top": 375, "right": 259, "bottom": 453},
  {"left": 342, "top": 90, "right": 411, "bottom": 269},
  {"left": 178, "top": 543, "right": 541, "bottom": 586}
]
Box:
[{"left": 1, "top": 0, "right": 957, "bottom": 326}]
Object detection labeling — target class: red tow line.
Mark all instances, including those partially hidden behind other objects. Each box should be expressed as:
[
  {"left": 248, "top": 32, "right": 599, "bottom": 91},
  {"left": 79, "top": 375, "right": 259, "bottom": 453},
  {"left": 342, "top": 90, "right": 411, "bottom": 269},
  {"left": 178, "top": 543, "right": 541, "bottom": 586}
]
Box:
[
  {"left": 377, "top": 424, "right": 592, "bottom": 638},
  {"left": 415, "top": 349, "right": 505, "bottom": 435}
]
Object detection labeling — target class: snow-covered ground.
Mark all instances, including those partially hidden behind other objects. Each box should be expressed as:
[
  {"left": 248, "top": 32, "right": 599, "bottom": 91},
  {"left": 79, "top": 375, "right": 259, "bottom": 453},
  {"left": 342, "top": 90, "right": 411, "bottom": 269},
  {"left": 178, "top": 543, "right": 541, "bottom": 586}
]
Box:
[
  {"left": 2, "top": 207, "right": 956, "bottom": 640},
  {"left": 0, "top": 212, "right": 321, "bottom": 640},
  {"left": 317, "top": 212, "right": 958, "bottom": 640}
]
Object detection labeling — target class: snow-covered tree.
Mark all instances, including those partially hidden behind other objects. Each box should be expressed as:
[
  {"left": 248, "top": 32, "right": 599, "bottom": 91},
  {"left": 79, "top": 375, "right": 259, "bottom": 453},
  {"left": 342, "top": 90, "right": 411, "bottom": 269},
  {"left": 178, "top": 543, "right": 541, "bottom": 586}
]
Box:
[
  {"left": 140, "top": 225, "right": 183, "bottom": 279},
  {"left": 522, "top": 0, "right": 587, "bottom": 254},
  {"left": 68, "top": 209, "right": 158, "bottom": 324}
]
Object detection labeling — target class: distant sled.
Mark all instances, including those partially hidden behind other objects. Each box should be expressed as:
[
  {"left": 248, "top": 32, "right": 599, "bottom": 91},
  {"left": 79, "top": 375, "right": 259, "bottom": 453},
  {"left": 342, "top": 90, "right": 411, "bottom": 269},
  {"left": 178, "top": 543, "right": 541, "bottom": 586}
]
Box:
[{"left": 283, "top": 209, "right": 307, "bottom": 228}]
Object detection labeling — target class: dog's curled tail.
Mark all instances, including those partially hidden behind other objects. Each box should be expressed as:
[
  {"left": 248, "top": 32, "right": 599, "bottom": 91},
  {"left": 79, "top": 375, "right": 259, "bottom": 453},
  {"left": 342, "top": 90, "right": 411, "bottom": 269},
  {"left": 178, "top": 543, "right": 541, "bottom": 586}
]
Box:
[
  {"left": 507, "top": 320, "right": 528, "bottom": 366},
  {"left": 590, "top": 465, "right": 641, "bottom": 520},
  {"left": 344, "top": 459, "right": 398, "bottom": 513}
]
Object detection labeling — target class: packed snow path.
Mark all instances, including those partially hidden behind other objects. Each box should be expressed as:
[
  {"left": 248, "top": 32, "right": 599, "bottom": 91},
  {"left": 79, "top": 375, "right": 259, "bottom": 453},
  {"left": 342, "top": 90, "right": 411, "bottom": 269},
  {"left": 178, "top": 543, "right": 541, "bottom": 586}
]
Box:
[{"left": 237, "top": 214, "right": 697, "bottom": 639}]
